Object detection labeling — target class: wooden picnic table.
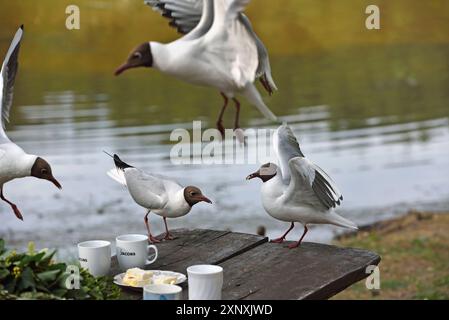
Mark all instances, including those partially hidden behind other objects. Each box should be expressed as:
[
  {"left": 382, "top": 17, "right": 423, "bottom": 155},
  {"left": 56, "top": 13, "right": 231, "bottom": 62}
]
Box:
[{"left": 111, "top": 229, "right": 380, "bottom": 300}]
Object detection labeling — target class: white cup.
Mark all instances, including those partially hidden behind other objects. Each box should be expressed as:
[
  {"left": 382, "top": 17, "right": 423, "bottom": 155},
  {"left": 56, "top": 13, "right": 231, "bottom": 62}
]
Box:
[
  {"left": 187, "top": 265, "right": 223, "bottom": 300},
  {"left": 78, "top": 240, "right": 111, "bottom": 277},
  {"left": 143, "top": 284, "right": 182, "bottom": 300},
  {"left": 116, "top": 234, "right": 158, "bottom": 271}
]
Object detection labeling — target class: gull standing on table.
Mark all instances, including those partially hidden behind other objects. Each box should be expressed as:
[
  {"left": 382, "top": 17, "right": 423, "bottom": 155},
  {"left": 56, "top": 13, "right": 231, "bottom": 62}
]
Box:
[
  {"left": 0, "top": 26, "right": 62, "bottom": 220},
  {"left": 246, "top": 124, "right": 357, "bottom": 248},
  {"left": 107, "top": 153, "right": 212, "bottom": 243},
  {"left": 115, "top": 0, "right": 279, "bottom": 136}
]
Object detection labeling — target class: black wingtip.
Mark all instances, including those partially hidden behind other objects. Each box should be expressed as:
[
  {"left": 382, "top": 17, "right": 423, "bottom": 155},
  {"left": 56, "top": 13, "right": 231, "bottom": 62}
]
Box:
[
  {"left": 20, "top": 24, "right": 24, "bottom": 30},
  {"left": 113, "top": 154, "right": 133, "bottom": 170}
]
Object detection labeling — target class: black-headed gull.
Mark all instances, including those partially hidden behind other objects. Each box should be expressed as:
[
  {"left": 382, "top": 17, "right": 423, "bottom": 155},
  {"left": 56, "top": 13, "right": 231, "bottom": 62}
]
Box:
[
  {"left": 0, "top": 26, "right": 62, "bottom": 221},
  {"left": 246, "top": 124, "right": 357, "bottom": 248},
  {"left": 107, "top": 153, "right": 212, "bottom": 243},
  {"left": 115, "top": 0, "right": 278, "bottom": 136}
]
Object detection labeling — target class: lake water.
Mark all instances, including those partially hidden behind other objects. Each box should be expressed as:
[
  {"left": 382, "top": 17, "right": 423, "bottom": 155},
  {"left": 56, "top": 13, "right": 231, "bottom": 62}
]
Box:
[{"left": 0, "top": 1, "right": 448, "bottom": 257}]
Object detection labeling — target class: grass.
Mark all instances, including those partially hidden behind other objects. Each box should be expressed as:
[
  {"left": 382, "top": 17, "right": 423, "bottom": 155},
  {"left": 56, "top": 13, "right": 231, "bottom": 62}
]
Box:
[{"left": 333, "top": 211, "right": 449, "bottom": 300}]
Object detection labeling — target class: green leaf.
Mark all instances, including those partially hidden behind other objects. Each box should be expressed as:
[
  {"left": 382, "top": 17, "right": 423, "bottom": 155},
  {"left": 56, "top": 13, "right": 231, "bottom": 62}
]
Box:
[
  {"left": 17, "top": 267, "right": 36, "bottom": 292},
  {"left": 37, "top": 269, "right": 61, "bottom": 283},
  {"left": 38, "top": 250, "right": 57, "bottom": 266},
  {"left": 0, "top": 268, "right": 9, "bottom": 279},
  {"left": 0, "top": 239, "right": 5, "bottom": 254},
  {"left": 50, "top": 288, "right": 68, "bottom": 297},
  {"left": 20, "top": 252, "right": 46, "bottom": 267}
]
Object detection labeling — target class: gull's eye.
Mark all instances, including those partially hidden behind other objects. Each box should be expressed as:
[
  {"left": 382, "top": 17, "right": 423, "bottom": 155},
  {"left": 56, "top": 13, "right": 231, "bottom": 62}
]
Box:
[
  {"left": 133, "top": 52, "right": 142, "bottom": 59},
  {"left": 41, "top": 168, "right": 48, "bottom": 174}
]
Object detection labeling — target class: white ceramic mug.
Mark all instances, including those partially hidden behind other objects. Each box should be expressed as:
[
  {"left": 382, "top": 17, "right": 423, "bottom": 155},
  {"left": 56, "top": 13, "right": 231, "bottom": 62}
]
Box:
[
  {"left": 78, "top": 240, "right": 111, "bottom": 277},
  {"left": 116, "top": 234, "right": 158, "bottom": 270},
  {"left": 143, "top": 284, "right": 182, "bottom": 300},
  {"left": 187, "top": 265, "right": 223, "bottom": 300}
]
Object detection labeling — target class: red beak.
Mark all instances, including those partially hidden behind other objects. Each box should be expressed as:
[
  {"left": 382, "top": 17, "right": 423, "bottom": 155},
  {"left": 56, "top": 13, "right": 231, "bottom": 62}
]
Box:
[
  {"left": 197, "top": 195, "right": 212, "bottom": 204},
  {"left": 50, "top": 177, "right": 62, "bottom": 190},
  {"left": 114, "top": 62, "right": 132, "bottom": 76},
  {"left": 246, "top": 171, "right": 259, "bottom": 180}
]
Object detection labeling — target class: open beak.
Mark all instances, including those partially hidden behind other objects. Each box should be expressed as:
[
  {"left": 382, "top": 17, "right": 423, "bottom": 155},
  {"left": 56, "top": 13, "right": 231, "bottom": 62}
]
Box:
[
  {"left": 49, "top": 176, "right": 62, "bottom": 190},
  {"left": 197, "top": 195, "right": 212, "bottom": 204},
  {"left": 246, "top": 171, "right": 259, "bottom": 180},
  {"left": 114, "top": 62, "right": 132, "bottom": 76}
]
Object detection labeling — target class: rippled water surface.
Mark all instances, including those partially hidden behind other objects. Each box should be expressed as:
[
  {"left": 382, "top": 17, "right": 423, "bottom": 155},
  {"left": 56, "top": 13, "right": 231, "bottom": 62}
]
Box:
[{"left": 0, "top": 1, "right": 448, "bottom": 255}]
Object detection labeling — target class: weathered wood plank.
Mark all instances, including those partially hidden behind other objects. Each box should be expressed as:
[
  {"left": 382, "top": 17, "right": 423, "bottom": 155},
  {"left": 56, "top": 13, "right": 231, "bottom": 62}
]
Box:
[
  {"left": 220, "top": 241, "right": 381, "bottom": 300},
  {"left": 111, "top": 229, "right": 380, "bottom": 300},
  {"left": 112, "top": 229, "right": 267, "bottom": 274},
  {"left": 111, "top": 228, "right": 267, "bottom": 299}
]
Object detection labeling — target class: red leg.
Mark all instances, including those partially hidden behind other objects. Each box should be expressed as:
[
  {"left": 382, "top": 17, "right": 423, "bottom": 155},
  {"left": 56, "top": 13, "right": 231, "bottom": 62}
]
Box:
[
  {"left": 288, "top": 225, "right": 308, "bottom": 249},
  {"left": 144, "top": 210, "right": 160, "bottom": 243},
  {"left": 232, "top": 98, "right": 246, "bottom": 145},
  {"left": 1, "top": 187, "right": 23, "bottom": 221},
  {"left": 232, "top": 98, "right": 241, "bottom": 130},
  {"left": 163, "top": 217, "right": 175, "bottom": 240},
  {"left": 270, "top": 222, "right": 295, "bottom": 243},
  {"left": 216, "top": 92, "right": 228, "bottom": 138}
]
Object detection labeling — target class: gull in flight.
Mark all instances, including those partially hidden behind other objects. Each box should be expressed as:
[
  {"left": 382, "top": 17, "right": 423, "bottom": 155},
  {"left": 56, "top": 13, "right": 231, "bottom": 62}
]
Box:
[{"left": 115, "top": 0, "right": 279, "bottom": 137}]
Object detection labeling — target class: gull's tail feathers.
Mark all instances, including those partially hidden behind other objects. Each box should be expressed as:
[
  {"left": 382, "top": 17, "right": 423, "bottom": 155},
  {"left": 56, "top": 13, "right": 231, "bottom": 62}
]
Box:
[
  {"left": 243, "top": 83, "right": 279, "bottom": 122},
  {"left": 326, "top": 212, "right": 358, "bottom": 230},
  {"left": 107, "top": 169, "right": 127, "bottom": 186}
]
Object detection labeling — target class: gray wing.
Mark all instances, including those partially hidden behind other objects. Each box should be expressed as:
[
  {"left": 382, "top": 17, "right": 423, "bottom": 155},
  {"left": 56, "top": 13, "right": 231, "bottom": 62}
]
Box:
[
  {"left": 285, "top": 157, "right": 343, "bottom": 211},
  {"left": 273, "top": 123, "right": 305, "bottom": 182},
  {"left": 144, "top": 0, "right": 204, "bottom": 34},
  {"left": 125, "top": 168, "right": 169, "bottom": 209},
  {"left": 0, "top": 26, "right": 23, "bottom": 142}
]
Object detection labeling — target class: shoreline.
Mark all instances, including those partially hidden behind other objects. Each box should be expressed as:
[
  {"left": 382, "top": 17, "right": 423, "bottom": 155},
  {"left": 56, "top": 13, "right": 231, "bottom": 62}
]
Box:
[{"left": 333, "top": 210, "right": 449, "bottom": 299}]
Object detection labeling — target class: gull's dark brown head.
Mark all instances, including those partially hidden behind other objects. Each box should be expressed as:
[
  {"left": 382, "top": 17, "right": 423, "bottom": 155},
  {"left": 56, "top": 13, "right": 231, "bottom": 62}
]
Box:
[
  {"left": 115, "top": 42, "right": 153, "bottom": 76},
  {"left": 184, "top": 186, "right": 212, "bottom": 207},
  {"left": 246, "top": 163, "right": 278, "bottom": 183},
  {"left": 31, "top": 157, "right": 62, "bottom": 189}
]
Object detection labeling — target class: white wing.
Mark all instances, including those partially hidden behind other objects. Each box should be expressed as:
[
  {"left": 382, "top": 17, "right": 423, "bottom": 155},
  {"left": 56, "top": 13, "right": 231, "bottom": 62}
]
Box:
[
  {"left": 205, "top": 0, "right": 258, "bottom": 89},
  {"left": 273, "top": 123, "right": 305, "bottom": 182},
  {"left": 0, "top": 26, "right": 23, "bottom": 142},
  {"left": 238, "top": 13, "right": 277, "bottom": 93},
  {"left": 226, "top": 0, "right": 251, "bottom": 20},
  {"left": 285, "top": 157, "right": 343, "bottom": 211}
]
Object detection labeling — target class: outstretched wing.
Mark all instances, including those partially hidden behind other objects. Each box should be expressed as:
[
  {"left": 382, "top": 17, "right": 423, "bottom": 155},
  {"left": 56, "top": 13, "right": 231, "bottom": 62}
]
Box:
[
  {"left": 0, "top": 26, "right": 23, "bottom": 142},
  {"left": 273, "top": 123, "right": 305, "bottom": 182},
  {"left": 285, "top": 157, "right": 343, "bottom": 211},
  {"left": 238, "top": 14, "right": 277, "bottom": 94},
  {"left": 144, "top": 0, "right": 204, "bottom": 34}
]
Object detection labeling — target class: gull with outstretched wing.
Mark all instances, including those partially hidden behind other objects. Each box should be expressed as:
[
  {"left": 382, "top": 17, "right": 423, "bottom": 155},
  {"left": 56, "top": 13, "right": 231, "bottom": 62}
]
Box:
[
  {"left": 246, "top": 123, "right": 357, "bottom": 248},
  {"left": 0, "top": 26, "right": 61, "bottom": 221}
]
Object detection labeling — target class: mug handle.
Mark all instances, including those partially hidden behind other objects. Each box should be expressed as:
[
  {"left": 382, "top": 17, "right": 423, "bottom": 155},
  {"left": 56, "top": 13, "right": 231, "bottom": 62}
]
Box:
[{"left": 146, "top": 245, "right": 158, "bottom": 264}]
